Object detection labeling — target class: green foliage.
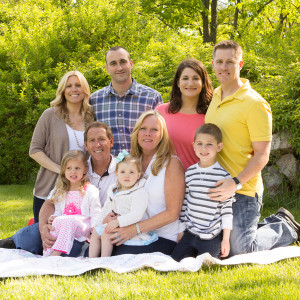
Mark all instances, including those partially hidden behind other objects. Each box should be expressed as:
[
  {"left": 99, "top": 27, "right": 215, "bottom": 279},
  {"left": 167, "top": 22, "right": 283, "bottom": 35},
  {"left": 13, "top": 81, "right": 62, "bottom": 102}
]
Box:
[
  {"left": 0, "top": 0, "right": 299, "bottom": 183},
  {"left": 270, "top": 64, "right": 300, "bottom": 154}
]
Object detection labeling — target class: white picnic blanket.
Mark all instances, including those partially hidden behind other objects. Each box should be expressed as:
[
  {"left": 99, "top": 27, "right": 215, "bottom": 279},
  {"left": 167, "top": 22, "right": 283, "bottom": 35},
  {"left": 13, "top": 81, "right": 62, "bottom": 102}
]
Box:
[{"left": 0, "top": 246, "right": 299, "bottom": 277}]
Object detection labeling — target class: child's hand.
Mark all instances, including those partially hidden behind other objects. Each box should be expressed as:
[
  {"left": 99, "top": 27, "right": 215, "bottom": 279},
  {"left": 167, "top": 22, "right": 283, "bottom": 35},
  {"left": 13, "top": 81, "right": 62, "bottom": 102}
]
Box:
[
  {"left": 103, "top": 212, "right": 118, "bottom": 224},
  {"left": 177, "top": 231, "right": 184, "bottom": 242},
  {"left": 48, "top": 215, "right": 56, "bottom": 225},
  {"left": 105, "top": 219, "right": 119, "bottom": 233},
  {"left": 220, "top": 239, "right": 230, "bottom": 258}
]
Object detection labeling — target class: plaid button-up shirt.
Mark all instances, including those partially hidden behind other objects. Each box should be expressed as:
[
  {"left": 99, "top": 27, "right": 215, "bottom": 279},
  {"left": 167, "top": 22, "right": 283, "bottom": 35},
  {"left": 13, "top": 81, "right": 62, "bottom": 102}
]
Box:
[{"left": 90, "top": 78, "right": 163, "bottom": 156}]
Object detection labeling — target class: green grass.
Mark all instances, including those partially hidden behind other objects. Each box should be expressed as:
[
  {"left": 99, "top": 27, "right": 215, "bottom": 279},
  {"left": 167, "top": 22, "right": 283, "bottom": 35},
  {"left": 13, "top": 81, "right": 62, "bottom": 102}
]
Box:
[{"left": 0, "top": 183, "right": 300, "bottom": 299}]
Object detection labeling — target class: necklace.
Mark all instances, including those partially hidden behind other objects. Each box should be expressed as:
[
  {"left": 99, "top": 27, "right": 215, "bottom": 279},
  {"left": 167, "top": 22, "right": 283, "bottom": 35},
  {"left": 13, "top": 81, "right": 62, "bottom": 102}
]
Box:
[
  {"left": 73, "top": 129, "right": 84, "bottom": 149},
  {"left": 66, "top": 114, "right": 86, "bottom": 150}
]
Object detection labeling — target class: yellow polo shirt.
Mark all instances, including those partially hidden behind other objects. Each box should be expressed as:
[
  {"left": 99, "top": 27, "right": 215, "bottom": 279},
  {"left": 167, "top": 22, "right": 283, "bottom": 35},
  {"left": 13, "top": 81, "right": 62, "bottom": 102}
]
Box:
[{"left": 205, "top": 79, "right": 272, "bottom": 197}]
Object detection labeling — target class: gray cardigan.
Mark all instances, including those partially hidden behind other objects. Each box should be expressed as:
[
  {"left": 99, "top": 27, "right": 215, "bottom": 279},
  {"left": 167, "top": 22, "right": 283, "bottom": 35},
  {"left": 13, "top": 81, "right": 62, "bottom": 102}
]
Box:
[{"left": 29, "top": 108, "right": 69, "bottom": 197}]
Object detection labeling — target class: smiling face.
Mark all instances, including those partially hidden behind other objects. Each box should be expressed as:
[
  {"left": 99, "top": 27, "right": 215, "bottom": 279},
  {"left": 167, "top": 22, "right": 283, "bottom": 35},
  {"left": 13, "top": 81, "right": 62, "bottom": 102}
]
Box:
[
  {"left": 178, "top": 67, "right": 202, "bottom": 100},
  {"left": 116, "top": 161, "right": 141, "bottom": 190},
  {"left": 64, "top": 75, "right": 85, "bottom": 106},
  {"left": 193, "top": 133, "right": 223, "bottom": 168},
  {"left": 85, "top": 127, "right": 113, "bottom": 162},
  {"left": 64, "top": 158, "right": 86, "bottom": 187},
  {"left": 137, "top": 115, "right": 162, "bottom": 155},
  {"left": 105, "top": 48, "right": 133, "bottom": 85},
  {"left": 212, "top": 48, "right": 243, "bottom": 87}
]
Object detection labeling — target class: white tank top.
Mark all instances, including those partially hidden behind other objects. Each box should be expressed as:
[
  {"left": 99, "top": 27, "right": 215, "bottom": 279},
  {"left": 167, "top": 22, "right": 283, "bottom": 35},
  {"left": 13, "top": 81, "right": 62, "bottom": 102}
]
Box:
[
  {"left": 144, "top": 155, "right": 182, "bottom": 242},
  {"left": 66, "top": 124, "right": 85, "bottom": 151}
]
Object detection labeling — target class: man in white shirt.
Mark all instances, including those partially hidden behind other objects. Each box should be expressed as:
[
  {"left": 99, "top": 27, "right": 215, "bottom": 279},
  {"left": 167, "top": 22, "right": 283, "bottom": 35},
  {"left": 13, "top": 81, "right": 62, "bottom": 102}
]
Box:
[{"left": 0, "top": 122, "right": 117, "bottom": 255}]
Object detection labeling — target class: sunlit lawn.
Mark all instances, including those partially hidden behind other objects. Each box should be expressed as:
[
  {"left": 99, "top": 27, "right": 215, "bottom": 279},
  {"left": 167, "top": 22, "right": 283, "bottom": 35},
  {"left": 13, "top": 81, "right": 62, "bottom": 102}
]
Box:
[{"left": 0, "top": 183, "right": 299, "bottom": 299}]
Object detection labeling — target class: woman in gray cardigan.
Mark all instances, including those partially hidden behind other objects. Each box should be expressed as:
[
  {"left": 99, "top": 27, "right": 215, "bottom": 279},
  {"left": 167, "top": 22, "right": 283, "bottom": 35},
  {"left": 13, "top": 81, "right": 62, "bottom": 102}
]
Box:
[{"left": 29, "top": 71, "right": 94, "bottom": 222}]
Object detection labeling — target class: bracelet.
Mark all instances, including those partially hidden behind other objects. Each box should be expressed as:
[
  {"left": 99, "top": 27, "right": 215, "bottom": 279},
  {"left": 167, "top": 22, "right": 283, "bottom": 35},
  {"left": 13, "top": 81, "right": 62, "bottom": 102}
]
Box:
[{"left": 136, "top": 223, "right": 142, "bottom": 235}]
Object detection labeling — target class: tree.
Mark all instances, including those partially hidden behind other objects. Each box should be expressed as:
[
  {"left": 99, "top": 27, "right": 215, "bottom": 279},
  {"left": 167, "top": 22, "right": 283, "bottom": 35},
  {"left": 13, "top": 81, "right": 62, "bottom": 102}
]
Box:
[{"left": 140, "top": 0, "right": 218, "bottom": 43}]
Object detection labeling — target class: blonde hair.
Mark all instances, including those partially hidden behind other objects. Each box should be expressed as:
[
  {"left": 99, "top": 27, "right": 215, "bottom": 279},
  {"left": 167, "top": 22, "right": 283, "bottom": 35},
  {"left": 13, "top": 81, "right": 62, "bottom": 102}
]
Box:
[
  {"left": 50, "top": 71, "right": 94, "bottom": 125},
  {"left": 131, "top": 110, "right": 171, "bottom": 176},
  {"left": 51, "top": 150, "right": 89, "bottom": 204},
  {"left": 115, "top": 155, "right": 142, "bottom": 189}
]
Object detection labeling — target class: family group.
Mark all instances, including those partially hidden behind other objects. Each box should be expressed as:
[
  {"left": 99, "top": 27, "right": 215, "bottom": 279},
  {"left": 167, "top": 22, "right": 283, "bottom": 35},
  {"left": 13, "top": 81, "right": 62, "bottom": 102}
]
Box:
[{"left": 0, "top": 40, "right": 299, "bottom": 261}]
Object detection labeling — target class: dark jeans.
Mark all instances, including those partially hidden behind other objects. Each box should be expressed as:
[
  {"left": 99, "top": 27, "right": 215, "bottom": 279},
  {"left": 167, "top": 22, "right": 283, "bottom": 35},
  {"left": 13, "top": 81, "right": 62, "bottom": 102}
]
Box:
[
  {"left": 112, "top": 237, "right": 177, "bottom": 256},
  {"left": 171, "top": 230, "right": 222, "bottom": 262},
  {"left": 33, "top": 196, "right": 45, "bottom": 223},
  {"left": 12, "top": 223, "right": 176, "bottom": 257}
]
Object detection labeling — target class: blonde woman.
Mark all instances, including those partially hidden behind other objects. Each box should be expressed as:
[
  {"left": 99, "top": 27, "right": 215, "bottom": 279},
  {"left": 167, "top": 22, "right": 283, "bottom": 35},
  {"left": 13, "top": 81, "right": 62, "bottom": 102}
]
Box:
[
  {"left": 110, "top": 110, "right": 186, "bottom": 255},
  {"left": 30, "top": 71, "right": 94, "bottom": 222}
]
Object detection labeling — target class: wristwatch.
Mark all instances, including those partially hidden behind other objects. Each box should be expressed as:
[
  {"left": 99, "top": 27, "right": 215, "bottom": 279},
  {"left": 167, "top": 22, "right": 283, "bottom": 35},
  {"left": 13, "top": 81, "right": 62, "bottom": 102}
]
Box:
[{"left": 233, "top": 177, "right": 242, "bottom": 190}]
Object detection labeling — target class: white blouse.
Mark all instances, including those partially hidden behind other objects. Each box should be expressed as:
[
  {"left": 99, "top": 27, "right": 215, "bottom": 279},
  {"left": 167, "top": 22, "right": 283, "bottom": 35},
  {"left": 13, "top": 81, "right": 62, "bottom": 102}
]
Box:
[{"left": 144, "top": 155, "right": 183, "bottom": 242}]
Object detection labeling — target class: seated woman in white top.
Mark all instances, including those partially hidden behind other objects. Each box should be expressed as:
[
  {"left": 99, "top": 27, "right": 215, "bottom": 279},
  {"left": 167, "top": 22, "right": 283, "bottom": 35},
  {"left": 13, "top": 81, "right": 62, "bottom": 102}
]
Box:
[{"left": 110, "top": 110, "right": 185, "bottom": 255}]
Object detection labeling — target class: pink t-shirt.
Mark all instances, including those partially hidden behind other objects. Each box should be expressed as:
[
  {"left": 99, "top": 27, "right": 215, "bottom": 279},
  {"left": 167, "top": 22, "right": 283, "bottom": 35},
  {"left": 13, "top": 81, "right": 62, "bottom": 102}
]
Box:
[{"left": 156, "top": 103, "right": 205, "bottom": 170}]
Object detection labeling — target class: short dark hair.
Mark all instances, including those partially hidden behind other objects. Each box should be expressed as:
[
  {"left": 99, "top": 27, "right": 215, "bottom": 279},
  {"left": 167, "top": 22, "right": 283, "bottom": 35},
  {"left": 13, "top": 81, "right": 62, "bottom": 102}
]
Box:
[
  {"left": 169, "top": 59, "right": 213, "bottom": 114},
  {"left": 105, "top": 46, "right": 131, "bottom": 63},
  {"left": 213, "top": 40, "right": 242, "bottom": 60},
  {"left": 84, "top": 121, "right": 113, "bottom": 142},
  {"left": 194, "top": 123, "right": 222, "bottom": 144}
]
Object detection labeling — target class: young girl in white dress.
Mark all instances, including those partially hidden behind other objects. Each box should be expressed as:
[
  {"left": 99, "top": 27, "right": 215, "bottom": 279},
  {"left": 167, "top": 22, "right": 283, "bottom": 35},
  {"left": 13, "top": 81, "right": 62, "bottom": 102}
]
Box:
[
  {"left": 43, "top": 150, "right": 101, "bottom": 256},
  {"left": 89, "top": 150, "right": 158, "bottom": 257}
]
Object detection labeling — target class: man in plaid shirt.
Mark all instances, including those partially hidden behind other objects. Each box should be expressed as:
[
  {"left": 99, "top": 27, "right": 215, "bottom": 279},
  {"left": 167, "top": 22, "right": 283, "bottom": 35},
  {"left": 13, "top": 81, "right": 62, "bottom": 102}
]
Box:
[{"left": 90, "top": 46, "right": 163, "bottom": 156}]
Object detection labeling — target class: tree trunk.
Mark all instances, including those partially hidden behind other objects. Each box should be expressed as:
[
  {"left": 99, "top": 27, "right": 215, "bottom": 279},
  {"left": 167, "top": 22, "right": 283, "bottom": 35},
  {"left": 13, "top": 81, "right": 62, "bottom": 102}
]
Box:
[
  {"left": 201, "top": 0, "right": 210, "bottom": 43},
  {"left": 231, "top": 0, "right": 241, "bottom": 39},
  {"left": 210, "top": 0, "right": 218, "bottom": 44}
]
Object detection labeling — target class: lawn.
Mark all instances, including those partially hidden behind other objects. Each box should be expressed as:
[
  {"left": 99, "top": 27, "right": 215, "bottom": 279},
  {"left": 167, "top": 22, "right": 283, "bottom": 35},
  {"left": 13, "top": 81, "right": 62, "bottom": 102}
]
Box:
[{"left": 0, "top": 183, "right": 299, "bottom": 299}]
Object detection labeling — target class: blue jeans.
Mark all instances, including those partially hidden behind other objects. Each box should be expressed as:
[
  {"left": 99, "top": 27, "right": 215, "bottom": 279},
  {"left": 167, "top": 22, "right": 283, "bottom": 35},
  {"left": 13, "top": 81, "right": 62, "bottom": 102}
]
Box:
[
  {"left": 12, "top": 223, "right": 86, "bottom": 257},
  {"left": 230, "top": 193, "right": 298, "bottom": 256},
  {"left": 171, "top": 230, "right": 222, "bottom": 261},
  {"left": 12, "top": 223, "right": 176, "bottom": 257}
]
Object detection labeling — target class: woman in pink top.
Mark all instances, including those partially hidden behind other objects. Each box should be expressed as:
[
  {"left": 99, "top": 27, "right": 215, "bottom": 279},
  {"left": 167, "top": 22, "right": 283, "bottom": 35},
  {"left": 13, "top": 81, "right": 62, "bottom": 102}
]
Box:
[{"left": 156, "top": 59, "right": 213, "bottom": 170}]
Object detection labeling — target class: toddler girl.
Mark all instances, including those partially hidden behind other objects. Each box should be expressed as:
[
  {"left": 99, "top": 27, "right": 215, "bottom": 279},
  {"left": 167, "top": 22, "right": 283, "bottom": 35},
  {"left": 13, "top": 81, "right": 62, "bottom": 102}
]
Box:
[
  {"left": 89, "top": 150, "right": 158, "bottom": 257},
  {"left": 43, "top": 150, "right": 101, "bottom": 256}
]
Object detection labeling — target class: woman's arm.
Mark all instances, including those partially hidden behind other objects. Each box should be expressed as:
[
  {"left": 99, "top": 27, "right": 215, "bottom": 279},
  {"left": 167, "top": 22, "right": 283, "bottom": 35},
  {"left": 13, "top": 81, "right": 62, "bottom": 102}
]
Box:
[
  {"left": 30, "top": 152, "right": 60, "bottom": 174},
  {"left": 29, "top": 109, "right": 62, "bottom": 174},
  {"left": 111, "top": 156, "right": 185, "bottom": 245}
]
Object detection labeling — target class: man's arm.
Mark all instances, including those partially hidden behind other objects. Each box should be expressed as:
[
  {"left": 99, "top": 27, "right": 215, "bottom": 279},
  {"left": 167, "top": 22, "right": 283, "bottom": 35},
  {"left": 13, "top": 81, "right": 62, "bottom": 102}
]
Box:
[
  {"left": 38, "top": 199, "right": 56, "bottom": 249},
  {"left": 209, "top": 141, "right": 271, "bottom": 201}
]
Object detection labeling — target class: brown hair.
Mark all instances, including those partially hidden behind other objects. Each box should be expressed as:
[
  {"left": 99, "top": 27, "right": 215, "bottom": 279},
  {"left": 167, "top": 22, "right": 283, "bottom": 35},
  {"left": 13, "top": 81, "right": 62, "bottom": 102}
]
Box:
[
  {"left": 84, "top": 121, "right": 114, "bottom": 142},
  {"left": 169, "top": 59, "right": 213, "bottom": 114},
  {"left": 194, "top": 123, "right": 223, "bottom": 144},
  {"left": 213, "top": 40, "right": 243, "bottom": 60},
  {"left": 105, "top": 46, "right": 131, "bottom": 63}
]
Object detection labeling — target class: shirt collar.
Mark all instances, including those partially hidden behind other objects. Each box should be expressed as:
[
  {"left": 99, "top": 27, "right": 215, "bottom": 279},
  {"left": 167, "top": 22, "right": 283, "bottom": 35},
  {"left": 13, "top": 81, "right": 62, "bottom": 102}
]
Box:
[
  {"left": 216, "top": 78, "right": 250, "bottom": 103},
  {"left": 88, "top": 155, "right": 116, "bottom": 178},
  {"left": 105, "top": 78, "right": 139, "bottom": 97}
]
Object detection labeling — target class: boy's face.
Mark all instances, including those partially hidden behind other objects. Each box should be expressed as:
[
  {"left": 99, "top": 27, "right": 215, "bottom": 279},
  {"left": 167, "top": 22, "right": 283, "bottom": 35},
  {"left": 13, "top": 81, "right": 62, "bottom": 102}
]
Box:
[{"left": 193, "top": 133, "right": 223, "bottom": 168}]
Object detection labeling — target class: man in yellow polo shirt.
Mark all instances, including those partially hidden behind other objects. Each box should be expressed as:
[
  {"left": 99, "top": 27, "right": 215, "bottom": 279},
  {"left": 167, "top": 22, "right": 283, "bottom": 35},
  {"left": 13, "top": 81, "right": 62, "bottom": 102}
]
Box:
[{"left": 206, "top": 40, "right": 299, "bottom": 256}]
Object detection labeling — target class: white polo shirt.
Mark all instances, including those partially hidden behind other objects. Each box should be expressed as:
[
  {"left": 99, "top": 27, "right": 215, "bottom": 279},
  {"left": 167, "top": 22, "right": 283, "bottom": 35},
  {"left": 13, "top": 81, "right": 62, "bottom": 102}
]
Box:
[{"left": 88, "top": 155, "right": 117, "bottom": 207}]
